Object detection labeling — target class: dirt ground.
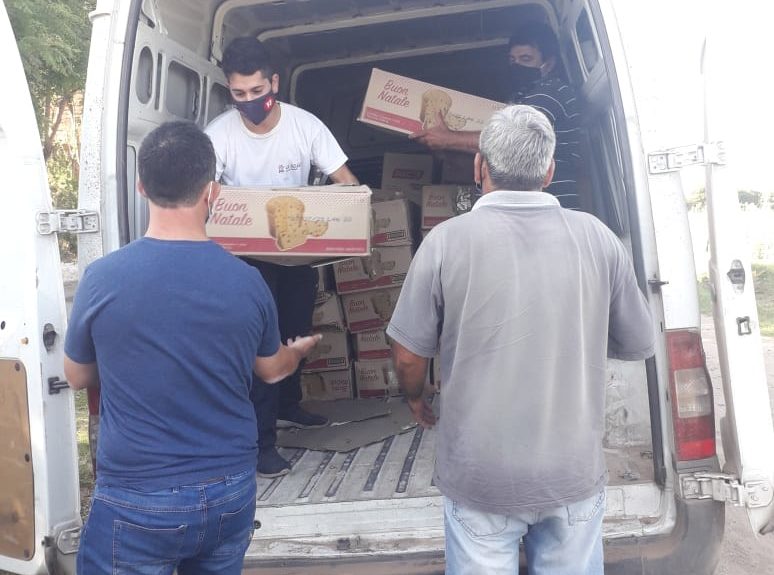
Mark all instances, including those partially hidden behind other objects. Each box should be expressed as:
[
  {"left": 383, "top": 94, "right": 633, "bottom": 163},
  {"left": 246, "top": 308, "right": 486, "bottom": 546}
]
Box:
[{"left": 702, "top": 317, "right": 774, "bottom": 575}]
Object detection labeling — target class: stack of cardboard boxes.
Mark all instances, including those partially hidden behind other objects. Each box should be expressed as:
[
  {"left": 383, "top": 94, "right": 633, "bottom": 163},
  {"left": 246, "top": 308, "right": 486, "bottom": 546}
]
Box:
[{"left": 299, "top": 151, "right": 474, "bottom": 400}]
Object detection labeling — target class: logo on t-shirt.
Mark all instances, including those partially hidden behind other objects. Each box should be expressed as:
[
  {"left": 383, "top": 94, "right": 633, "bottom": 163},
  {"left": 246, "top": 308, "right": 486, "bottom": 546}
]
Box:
[{"left": 278, "top": 162, "right": 302, "bottom": 174}]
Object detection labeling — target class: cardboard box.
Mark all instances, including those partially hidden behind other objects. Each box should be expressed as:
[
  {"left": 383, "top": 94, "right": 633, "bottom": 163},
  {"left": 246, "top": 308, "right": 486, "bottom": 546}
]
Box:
[
  {"left": 301, "top": 369, "right": 354, "bottom": 401},
  {"left": 355, "top": 359, "right": 401, "bottom": 398},
  {"left": 206, "top": 184, "right": 372, "bottom": 266},
  {"left": 421, "top": 185, "right": 475, "bottom": 229},
  {"left": 341, "top": 287, "right": 402, "bottom": 333},
  {"left": 312, "top": 292, "right": 346, "bottom": 331},
  {"left": 372, "top": 199, "right": 414, "bottom": 247},
  {"left": 372, "top": 187, "right": 422, "bottom": 207},
  {"left": 303, "top": 329, "right": 350, "bottom": 372},
  {"left": 333, "top": 245, "right": 412, "bottom": 294},
  {"left": 354, "top": 329, "right": 393, "bottom": 361},
  {"left": 359, "top": 68, "right": 505, "bottom": 136},
  {"left": 381, "top": 153, "right": 433, "bottom": 196}
]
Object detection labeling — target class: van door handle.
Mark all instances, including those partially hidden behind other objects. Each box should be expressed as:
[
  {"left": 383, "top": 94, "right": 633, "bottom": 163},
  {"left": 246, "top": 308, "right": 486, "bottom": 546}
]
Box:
[
  {"left": 48, "top": 377, "right": 70, "bottom": 395},
  {"left": 648, "top": 278, "right": 669, "bottom": 290}
]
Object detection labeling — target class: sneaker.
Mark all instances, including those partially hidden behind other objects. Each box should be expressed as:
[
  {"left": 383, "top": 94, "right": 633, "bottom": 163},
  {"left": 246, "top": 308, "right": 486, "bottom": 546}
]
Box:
[
  {"left": 276, "top": 405, "right": 329, "bottom": 429},
  {"left": 257, "top": 448, "right": 291, "bottom": 478}
]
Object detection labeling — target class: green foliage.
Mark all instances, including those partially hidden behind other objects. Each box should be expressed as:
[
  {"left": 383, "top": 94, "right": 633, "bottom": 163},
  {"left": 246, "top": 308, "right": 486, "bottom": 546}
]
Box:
[
  {"left": 6, "top": 0, "right": 94, "bottom": 141},
  {"left": 7, "top": 0, "right": 95, "bottom": 261},
  {"left": 687, "top": 187, "right": 706, "bottom": 211},
  {"left": 48, "top": 144, "right": 80, "bottom": 261},
  {"left": 738, "top": 190, "right": 763, "bottom": 209},
  {"left": 697, "top": 265, "right": 774, "bottom": 336}
]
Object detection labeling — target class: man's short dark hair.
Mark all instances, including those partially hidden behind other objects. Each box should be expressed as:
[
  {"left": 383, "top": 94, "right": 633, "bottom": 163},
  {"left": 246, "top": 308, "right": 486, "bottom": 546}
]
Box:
[
  {"left": 138, "top": 121, "right": 215, "bottom": 208},
  {"left": 508, "top": 22, "right": 559, "bottom": 61},
  {"left": 221, "top": 37, "right": 275, "bottom": 79}
]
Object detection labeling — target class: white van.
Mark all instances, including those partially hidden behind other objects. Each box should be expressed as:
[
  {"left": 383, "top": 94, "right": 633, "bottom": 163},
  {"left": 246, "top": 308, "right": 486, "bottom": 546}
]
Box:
[{"left": 1, "top": 1, "right": 773, "bottom": 574}]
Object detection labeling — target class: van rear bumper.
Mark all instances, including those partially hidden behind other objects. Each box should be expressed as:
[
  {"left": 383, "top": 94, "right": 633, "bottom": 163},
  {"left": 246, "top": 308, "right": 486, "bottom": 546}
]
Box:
[
  {"left": 242, "top": 552, "right": 446, "bottom": 575},
  {"left": 605, "top": 499, "right": 725, "bottom": 575},
  {"left": 242, "top": 499, "right": 724, "bottom": 575}
]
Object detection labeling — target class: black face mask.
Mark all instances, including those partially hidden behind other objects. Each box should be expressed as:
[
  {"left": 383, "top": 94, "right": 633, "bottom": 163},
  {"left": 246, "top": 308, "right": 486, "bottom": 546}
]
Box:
[
  {"left": 234, "top": 91, "right": 276, "bottom": 126},
  {"left": 509, "top": 63, "right": 542, "bottom": 93}
]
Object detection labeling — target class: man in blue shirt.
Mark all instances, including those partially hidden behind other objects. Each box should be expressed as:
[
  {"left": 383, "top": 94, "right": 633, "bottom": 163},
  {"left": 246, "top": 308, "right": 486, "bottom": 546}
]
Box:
[{"left": 64, "top": 121, "right": 320, "bottom": 574}]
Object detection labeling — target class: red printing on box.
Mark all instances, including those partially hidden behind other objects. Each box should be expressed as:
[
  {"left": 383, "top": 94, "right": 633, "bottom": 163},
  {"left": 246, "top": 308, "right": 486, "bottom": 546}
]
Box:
[
  {"left": 363, "top": 107, "right": 423, "bottom": 133},
  {"left": 336, "top": 275, "right": 398, "bottom": 294},
  {"left": 357, "top": 349, "right": 393, "bottom": 360},
  {"left": 210, "top": 237, "right": 368, "bottom": 255},
  {"left": 422, "top": 216, "right": 452, "bottom": 228},
  {"left": 348, "top": 318, "right": 387, "bottom": 333}
]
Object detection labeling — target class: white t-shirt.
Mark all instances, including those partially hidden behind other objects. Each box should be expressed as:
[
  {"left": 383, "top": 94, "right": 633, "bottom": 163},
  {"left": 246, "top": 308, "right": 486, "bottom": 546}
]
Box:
[{"left": 204, "top": 103, "right": 348, "bottom": 187}]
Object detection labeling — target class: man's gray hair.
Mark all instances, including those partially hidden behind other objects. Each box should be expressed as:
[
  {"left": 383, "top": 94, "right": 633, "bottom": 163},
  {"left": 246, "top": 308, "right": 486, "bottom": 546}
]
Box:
[{"left": 479, "top": 105, "right": 556, "bottom": 191}]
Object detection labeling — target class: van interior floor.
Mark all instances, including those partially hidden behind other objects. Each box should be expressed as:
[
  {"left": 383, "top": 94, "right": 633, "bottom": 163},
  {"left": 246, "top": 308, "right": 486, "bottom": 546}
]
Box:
[{"left": 256, "top": 400, "right": 655, "bottom": 508}]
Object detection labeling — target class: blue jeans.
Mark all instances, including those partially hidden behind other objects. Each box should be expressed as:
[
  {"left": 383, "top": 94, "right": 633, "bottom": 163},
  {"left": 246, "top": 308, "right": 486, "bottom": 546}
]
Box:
[
  {"left": 444, "top": 489, "right": 605, "bottom": 575},
  {"left": 77, "top": 469, "right": 257, "bottom": 575}
]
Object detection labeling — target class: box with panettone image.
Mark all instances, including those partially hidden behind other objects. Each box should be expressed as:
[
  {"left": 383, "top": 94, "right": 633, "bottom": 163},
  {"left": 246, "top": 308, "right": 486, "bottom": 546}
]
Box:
[
  {"left": 341, "top": 287, "right": 402, "bottom": 333},
  {"left": 358, "top": 68, "right": 504, "bottom": 136},
  {"left": 206, "top": 185, "right": 372, "bottom": 266}
]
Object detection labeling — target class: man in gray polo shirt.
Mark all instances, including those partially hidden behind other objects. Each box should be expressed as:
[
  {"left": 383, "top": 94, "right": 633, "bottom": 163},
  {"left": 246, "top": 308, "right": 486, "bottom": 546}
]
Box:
[{"left": 386, "top": 105, "right": 655, "bottom": 575}]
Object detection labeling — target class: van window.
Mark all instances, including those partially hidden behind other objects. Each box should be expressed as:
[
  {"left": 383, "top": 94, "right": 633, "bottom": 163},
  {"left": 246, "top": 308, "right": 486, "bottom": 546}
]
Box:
[
  {"left": 576, "top": 8, "right": 600, "bottom": 74},
  {"left": 587, "top": 111, "right": 628, "bottom": 235},
  {"left": 207, "top": 81, "right": 231, "bottom": 123},
  {"left": 165, "top": 60, "right": 201, "bottom": 120},
  {"left": 135, "top": 46, "right": 153, "bottom": 105}
]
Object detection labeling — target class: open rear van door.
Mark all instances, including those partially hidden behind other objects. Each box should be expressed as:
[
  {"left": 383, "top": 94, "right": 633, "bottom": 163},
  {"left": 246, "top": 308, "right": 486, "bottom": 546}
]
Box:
[
  {"left": 0, "top": 2, "right": 82, "bottom": 573},
  {"left": 700, "top": 27, "right": 774, "bottom": 535}
]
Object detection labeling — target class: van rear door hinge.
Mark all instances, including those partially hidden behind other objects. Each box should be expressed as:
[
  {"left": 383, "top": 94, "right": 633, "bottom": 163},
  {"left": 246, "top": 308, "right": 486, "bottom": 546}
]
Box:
[
  {"left": 680, "top": 472, "right": 773, "bottom": 508},
  {"left": 37, "top": 210, "right": 100, "bottom": 235},
  {"left": 647, "top": 142, "right": 726, "bottom": 174}
]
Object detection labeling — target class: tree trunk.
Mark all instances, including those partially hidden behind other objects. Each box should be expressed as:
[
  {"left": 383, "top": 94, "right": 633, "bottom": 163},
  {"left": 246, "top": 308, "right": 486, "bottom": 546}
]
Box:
[{"left": 43, "top": 95, "right": 71, "bottom": 161}]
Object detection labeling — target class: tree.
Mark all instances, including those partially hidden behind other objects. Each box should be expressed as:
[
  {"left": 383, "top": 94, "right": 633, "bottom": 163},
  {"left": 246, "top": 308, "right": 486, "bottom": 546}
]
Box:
[
  {"left": 7, "top": 0, "right": 95, "bottom": 261},
  {"left": 686, "top": 187, "right": 706, "bottom": 211},
  {"left": 737, "top": 190, "right": 763, "bottom": 209},
  {"left": 6, "top": 0, "right": 94, "bottom": 160}
]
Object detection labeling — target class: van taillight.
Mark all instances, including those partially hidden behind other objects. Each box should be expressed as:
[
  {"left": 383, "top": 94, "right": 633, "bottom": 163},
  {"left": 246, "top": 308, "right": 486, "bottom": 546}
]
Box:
[{"left": 666, "top": 330, "right": 716, "bottom": 461}]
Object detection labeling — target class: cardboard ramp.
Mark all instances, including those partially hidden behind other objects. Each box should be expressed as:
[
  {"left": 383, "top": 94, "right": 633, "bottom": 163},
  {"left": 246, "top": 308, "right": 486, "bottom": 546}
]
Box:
[{"left": 277, "top": 399, "right": 416, "bottom": 452}]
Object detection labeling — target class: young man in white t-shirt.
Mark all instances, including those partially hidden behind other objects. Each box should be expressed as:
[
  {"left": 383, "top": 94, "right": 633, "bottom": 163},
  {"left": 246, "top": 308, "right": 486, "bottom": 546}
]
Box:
[{"left": 206, "top": 37, "right": 359, "bottom": 478}]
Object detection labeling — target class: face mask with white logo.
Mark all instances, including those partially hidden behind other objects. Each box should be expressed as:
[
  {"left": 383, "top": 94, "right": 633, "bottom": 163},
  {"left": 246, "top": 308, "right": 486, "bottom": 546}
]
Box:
[{"left": 234, "top": 91, "right": 276, "bottom": 126}]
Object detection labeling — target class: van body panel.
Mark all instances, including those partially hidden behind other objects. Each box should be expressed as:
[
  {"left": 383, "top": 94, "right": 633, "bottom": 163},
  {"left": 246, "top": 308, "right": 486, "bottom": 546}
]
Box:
[
  {"left": 702, "top": 29, "right": 774, "bottom": 534},
  {"left": 0, "top": 3, "right": 80, "bottom": 574}
]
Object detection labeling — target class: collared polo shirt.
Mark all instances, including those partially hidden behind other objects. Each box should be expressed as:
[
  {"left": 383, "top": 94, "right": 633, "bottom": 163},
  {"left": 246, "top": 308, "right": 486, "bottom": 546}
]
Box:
[{"left": 387, "top": 191, "right": 655, "bottom": 514}]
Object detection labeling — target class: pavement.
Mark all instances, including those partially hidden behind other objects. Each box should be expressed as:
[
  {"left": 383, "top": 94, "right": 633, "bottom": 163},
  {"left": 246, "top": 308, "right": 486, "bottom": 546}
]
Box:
[{"left": 702, "top": 316, "right": 774, "bottom": 575}]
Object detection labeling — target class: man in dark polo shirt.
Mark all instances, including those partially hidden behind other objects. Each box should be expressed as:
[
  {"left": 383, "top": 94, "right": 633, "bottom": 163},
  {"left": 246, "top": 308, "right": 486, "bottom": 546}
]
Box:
[
  {"left": 389, "top": 105, "right": 654, "bottom": 574},
  {"left": 410, "top": 22, "right": 583, "bottom": 210}
]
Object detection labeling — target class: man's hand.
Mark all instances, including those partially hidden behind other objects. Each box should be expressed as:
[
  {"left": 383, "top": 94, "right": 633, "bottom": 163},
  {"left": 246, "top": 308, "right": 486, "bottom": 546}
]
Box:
[
  {"left": 254, "top": 334, "right": 322, "bottom": 383},
  {"left": 407, "top": 391, "right": 438, "bottom": 429},
  {"left": 409, "top": 112, "right": 454, "bottom": 150},
  {"left": 287, "top": 334, "right": 323, "bottom": 359}
]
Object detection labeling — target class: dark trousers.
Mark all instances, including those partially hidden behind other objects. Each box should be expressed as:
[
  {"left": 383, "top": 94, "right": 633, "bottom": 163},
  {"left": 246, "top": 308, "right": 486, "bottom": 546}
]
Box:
[{"left": 244, "top": 260, "right": 318, "bottom": 452}]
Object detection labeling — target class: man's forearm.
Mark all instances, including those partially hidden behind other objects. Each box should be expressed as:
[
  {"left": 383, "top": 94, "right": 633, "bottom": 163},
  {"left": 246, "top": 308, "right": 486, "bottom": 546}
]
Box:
[
  {"left": 393, "top": 356, "right": 429, "bottom": 400},
  {"left": 64, "top": 356, "right": 100, "bottom": 390},
  {"left": 448, "top": 131, "right": 481, "bottom": 154}
]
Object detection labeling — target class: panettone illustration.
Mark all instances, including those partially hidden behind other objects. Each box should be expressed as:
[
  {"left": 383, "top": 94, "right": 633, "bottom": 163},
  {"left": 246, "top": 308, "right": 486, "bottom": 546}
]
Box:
[
  {"left": 359, "top": 251, "right": 397, "bottom": 278},
  {"left": 420, "top": 89, "right": 468, "bottom": 130},
  {"left": 360, "top": 250, "right": 383, "bottom": 278},
  {"left": 265, "top": 196, "right": 329, "bottom": 251},
  {"left": 370, "top": 290, "right": 396, "bottom": 321}
]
